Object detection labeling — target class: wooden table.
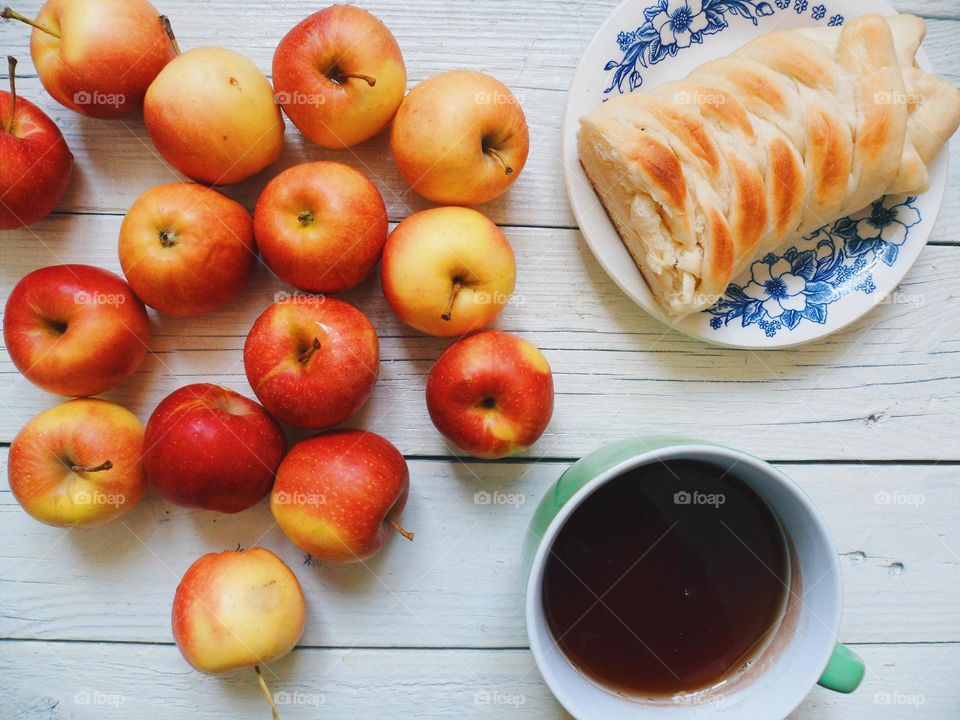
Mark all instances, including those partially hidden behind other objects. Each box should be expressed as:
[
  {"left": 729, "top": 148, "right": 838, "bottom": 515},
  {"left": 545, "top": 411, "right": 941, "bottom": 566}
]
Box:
[{"left": 2, "top": 1, "right": 959, "bottom": 717}]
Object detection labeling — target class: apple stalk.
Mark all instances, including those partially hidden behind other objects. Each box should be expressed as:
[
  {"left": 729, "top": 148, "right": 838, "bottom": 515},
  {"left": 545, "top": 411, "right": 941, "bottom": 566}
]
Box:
[
  {"left": 441, "top": 280, "right": 464, "bottom": 322},
  {"left": 254, "top": 665, "right": 281, "bottom": 720},
  {"left": 159, "top": 15, "right": 181, "bottom": 56},
  {"left": 485, "top": 147, "right": 514, "bottom": 176},
  {"left": 389, "top": 517, "right": 415, "bottom": 541},
  {"left": 70, "top": 460, "right": 113, "bottom": 474},
  {"left": 1, "top": 6, "right": 61, "bottom": 38},
  {"left": 5, "top": 55, "right": 16, "bottom": 134}
]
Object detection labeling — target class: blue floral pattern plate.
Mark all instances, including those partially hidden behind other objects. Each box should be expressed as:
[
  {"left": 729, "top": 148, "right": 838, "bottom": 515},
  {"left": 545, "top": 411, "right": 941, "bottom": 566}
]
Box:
[{"left": 562, "top": 0, "right": 949, "bottom": 348}]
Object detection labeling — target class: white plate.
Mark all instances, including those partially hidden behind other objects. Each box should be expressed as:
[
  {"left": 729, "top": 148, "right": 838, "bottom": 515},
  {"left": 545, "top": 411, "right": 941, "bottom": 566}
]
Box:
[{"left": 563, "top": 0, "right": 949, "bottom": 348}]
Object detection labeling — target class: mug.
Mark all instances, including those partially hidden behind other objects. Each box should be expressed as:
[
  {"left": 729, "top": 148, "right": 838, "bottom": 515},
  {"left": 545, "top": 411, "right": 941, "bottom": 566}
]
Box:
[{"left": 524, "top": 437, "right": 865, "bottom": 719}]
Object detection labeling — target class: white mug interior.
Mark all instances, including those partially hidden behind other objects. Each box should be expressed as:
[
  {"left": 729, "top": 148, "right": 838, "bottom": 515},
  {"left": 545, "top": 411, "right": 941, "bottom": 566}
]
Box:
[{"left": 525, "top": 444, "right": 843, "bottom": 720}]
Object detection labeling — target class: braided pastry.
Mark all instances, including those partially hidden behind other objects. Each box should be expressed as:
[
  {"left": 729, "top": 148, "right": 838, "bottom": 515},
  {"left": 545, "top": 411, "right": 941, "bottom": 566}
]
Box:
[{"left": 578, "top": 14, "right": 960, "bottom": 318}]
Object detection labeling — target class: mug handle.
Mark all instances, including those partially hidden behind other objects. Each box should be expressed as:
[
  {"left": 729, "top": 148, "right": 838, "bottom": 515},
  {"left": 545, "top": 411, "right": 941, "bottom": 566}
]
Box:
[{"left": 817, "top": 643, "right": 865, "bottom": 693}]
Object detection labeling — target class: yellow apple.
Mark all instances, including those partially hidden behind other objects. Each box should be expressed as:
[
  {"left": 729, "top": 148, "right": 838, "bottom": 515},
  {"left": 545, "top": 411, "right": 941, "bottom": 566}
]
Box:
[{"left": 144, "top": 47, "right": 284, "bottom": 186}]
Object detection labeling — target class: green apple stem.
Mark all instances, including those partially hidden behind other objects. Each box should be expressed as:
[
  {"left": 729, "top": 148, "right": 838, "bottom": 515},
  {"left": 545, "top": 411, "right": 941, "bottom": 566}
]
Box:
[
  {"left": 298, "top": 338, "right": 322, "bottom": 364},
  {"left": 5, "top": 56, "right": 16, "bottom": 134},
  {"left": 159, "top": 15, "right": 181, "bottom": 56},
  {"left": 70, "top": 460, "right": 113, "bottom": 474},
  {"left": 254, "top": 666, "right": 280, "bottom": 720},
  {"left": 441, "top": 280, "right": 463, "bottom": 322},
  {"left": 485, "top": 147, "right": 514, "bottom": 176},
  {"left": 389, "top": 517, "right": 415, "bottom": 542},
  {"left": 1, "top": 7, "right": 61, "bottom": 38}
]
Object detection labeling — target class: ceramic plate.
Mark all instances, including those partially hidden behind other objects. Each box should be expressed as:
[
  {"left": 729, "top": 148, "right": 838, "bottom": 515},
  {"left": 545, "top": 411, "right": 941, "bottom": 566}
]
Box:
[{"left": 563, "top": 0, "right": 949, "bottom": 348}]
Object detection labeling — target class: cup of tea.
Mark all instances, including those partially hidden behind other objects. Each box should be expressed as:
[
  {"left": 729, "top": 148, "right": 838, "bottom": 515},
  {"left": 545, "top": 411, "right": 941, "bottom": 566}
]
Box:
[{"left": 524, "top": 437, "right": 865, "bottom": 719}]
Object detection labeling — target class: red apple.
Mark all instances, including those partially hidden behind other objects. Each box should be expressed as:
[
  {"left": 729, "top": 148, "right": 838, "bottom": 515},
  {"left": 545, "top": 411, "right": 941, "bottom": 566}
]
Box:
[
  {"left": 172, "top": 547, "right": 305, "bottom": 677},
  {"left": 3, "top": 264, "right": 151, "bottom": 397},
  {"left": 2, "top": 0, "right": 176, "bottom": 118},
  {"left": 144, "top": 47, "right": 285, "bottom": 185},
  {"left": 391, "top": 70, "right": 529, "bottom": 205},
  {"left": 143, "top": 384, "right": 286, "bottom": 513},
  {"left": 381, "top": 207, "right": 516, "bottom": 337},
  {"left": 118, "top": 183, "right": 256, "bottom": 317},
  {"left": 254, "top": 162, "right": 388, "bottom": 294},
  {"left": 8, "top": 398, "right": 146, "bottom": 526},
  {"left": 243, "top": 295, "right": 379, "bottom": 429},
  {"left": 271, "top": 430, "right": 412, "bottom": 562},
  {"left": 273, "top": 5, "right": 407, "bottom": 149},
  {"left": 426, "top": 330, "right": 554, "bottom": 459},
  {"left": 0, "top": 56, "right": 73, "bottom": 230}
]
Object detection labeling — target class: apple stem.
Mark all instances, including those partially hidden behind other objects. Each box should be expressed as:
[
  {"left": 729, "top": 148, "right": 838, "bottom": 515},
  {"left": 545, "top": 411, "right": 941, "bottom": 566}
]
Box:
[
  {"left": 254, "top": 666, "right": 280, "bottom": 720},
  {"left": 441, "top": 280, "right": 463, "bottom": 322},
  {"left": 70, "top": 460, "right": 113, "bottom": 474},
  {"left": 159, "top": 15, "right": 181, "bottom": 56},
  {"left": 298, "top": 338, "right": 322, "bottom": 364},
  {"left": 485, "top": 147, "right": 514, "bottom": 176},
  {"left": 5, "top": 56, "right": 16, "bottom": 134},
  {"left": 389, "top": 517, "right": 415, "bottom": 542},
  {"left": 339, "top": 72, "right": 376, "bottom": 87},
  {"left": 1, "top": 7, "right": 61, "bottom": 38}
]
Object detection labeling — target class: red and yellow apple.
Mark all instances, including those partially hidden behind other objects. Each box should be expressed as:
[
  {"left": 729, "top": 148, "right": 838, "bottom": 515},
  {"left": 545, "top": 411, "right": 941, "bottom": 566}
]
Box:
[
  {"left": 381, "top": 207, "right": 516, "bottom": 337},
  {"left": 8, "top": 398, "right": 146, "bottom": 526},
  {"left": 273, "top": 5, "right": 406, "bottom": 149},
  {"left": 2, "top": 0, "right": 176, "bottom": 118},
  {"left": 144, "top": 47, "right": 284, "bottom": 185},
  {"left": 3, "top": 264, "right": 151, "bottom": 397},
  {"left": 254, "top": 162, "right": 388, "bottom": 293},
  {"left": 391, "top": 70, "right": 529, "bottom": 205},
  {"left": 144, "top": 384, "right": 286, "bottom": 513},
  {"left": 426, "top": 330, "right": 554, "bottom": 459},
  {"left": 172, "top": 547, "right": 305, "bottom": 674},
  {"left": 0, "top": 56, "right": 73, "bottom": 230},
  {"left": 271, "top": 430, "right": 412, "bottom": 562},
  {"left": 243, "top": 296, "right": 379, "bottom": 429},
  {"left": 119, "top": 183, "right": 255, "bottom": 316}
]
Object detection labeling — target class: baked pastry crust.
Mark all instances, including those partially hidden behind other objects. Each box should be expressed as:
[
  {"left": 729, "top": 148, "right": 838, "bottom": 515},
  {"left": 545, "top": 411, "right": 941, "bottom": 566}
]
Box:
[{"left": 578, "top": 14, "right": 960, "bottom": 318}]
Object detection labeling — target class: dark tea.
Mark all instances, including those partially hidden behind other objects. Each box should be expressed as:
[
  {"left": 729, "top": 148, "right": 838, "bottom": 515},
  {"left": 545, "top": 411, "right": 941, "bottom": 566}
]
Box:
[{"left": 542, "top": 460, "right": 789, "bottom": 697}]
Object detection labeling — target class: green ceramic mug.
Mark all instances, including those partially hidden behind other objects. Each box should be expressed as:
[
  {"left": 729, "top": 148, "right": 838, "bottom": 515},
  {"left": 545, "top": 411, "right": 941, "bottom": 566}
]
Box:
[{"left": 524, "top": 437, "right": 865, "bottom": 720}]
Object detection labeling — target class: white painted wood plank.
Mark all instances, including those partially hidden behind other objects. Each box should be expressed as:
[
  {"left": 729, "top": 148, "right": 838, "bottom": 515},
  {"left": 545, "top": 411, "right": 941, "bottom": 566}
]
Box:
[
  {"left": 3, "top": 219, "right": 960, "bottom": 460},
  {"left": 0, "top": 641, "right": 956, "bottom": 719},
  {"left": 3, "top": 451, "right": 959, "bottom": 646},
  {"left": 0, "top": 3, "right": 957, "bottom": 230}
]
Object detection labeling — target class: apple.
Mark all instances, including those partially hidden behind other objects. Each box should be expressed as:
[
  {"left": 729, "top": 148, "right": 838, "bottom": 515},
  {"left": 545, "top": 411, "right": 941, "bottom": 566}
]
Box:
[
  {"left": 143, "top": 384, "right": 286, "bottom": 513},
  {"left": 426, "top": 330, "right": 554, "bottom": 459},
  {"left": 2, "top": 0, "right": 176, "bottom": 119},
  {"left": 273, "top": 5, "right": 406, "bottom": 149},
  {"left": 391, "top": 70, "right": 529, "bottom": 205},
  {"left": 271, "top": 430, "right": 412, "bottom": 563},
  {"left": 381, "top": 207, "right": 516, "bottom": 337},
  {"left": 243, "top": 295, "right": 379, "bottom": 429},
  {"left": 7, "top": 398, "right": 146, "bottom": 526},
  {"left": 0, "top": 56, "right": 73, "bottom": 230},
  {"left": 254, "top": 161, "right": 388, "bottom": 294},
  {"left": 144, "top": 46, "right": 285, "bottom": 186},
  {"left": 172, "top": 547, "right": 305, "bottom": 719},
  {"left": 3, "top": 264, "right": 151, "bottom": 397},
  {"left": 119, "top": 182, "right": 255, "bottom": 316}
]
